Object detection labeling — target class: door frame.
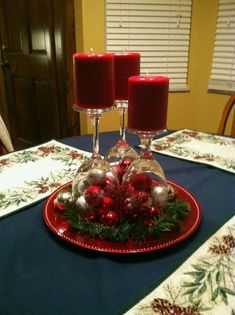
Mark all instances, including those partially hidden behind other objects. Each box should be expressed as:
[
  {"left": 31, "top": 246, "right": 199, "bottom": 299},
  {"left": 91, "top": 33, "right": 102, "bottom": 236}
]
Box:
[{"left": 0, "top": 0, "right": 80, "bottom": 141}]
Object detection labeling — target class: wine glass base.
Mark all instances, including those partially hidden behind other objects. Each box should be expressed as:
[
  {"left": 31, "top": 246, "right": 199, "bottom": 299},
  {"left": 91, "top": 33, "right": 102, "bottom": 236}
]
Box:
[
  {"left": 126, "top": 127, "right": 168, "bottom": 138},
  {"left": 73, "top": 104, "right": 114, "bottom": 114},
  {"left": 105, "top": 139, "right": 138, "bottom": 164}
]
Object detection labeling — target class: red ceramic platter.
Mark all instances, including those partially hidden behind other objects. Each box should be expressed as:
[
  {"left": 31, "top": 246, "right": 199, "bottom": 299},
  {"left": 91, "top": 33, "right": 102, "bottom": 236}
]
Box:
[{"left": 43, "top": 181, "right": 202, "bottom": 254}]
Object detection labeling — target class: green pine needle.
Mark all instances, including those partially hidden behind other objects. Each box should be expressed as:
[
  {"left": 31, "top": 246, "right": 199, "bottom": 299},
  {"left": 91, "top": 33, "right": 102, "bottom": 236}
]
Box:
[{"left": 65, "top": 198, "right": 190, "bottom": 243}]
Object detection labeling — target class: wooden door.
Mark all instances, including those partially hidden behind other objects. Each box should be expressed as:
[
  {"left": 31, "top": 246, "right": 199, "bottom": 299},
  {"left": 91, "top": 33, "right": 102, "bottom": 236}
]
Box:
[{"left": 0, "top": 0, "right": 79, "bottom": 150}]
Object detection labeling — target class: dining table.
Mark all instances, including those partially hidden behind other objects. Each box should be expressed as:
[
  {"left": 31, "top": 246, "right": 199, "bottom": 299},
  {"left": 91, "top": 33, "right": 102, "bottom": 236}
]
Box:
[{"left": 0, "top": 130, "right": 235, "bottom": 315}]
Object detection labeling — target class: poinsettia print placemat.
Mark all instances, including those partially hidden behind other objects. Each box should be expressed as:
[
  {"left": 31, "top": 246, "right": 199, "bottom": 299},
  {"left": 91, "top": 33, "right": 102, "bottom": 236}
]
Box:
[
  {"left": 125, "top": 215, "right": 235, "bottom": 315},
  {"left": 151, "top": 129, "right": 235, "bottom": 173},
  {"left": 0, "top": 140, "right": 91, "bottom": 218}
]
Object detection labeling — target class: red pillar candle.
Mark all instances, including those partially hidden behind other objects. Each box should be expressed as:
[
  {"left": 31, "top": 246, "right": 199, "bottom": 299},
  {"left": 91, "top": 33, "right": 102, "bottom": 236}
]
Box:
[
  {"left": 73, "top": 53, "right": 114, "bottom": 109},
  {"left": 128, "top": 75, "right": 169, "bottom": 132},
  {"left": 113, "top": 52, "right": 140, "bottom": 100}
]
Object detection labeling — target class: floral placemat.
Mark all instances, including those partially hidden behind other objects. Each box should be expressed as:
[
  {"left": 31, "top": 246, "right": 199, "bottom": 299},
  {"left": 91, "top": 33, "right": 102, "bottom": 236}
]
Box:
[
  {"left": 151, "top": 129, "right": 235, "bottom": 173},
  {"left": 125, "top": 215, "right": 235, "bottom": 315},
  {"left": 0, "top": 140, "right": 91, "bottom": 218}
]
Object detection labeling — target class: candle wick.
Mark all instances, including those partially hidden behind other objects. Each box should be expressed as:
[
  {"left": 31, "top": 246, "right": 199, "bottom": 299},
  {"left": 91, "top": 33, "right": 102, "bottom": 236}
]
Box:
[{"left": 124, "top": 47, "right": 127, "bottom": 52}]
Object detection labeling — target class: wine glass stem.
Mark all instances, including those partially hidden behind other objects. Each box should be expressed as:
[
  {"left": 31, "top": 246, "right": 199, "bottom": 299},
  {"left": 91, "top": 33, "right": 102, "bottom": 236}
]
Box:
[
  {"left": 119, "top": 107, "right": 126, "bottom": 141},
  {"left": 90, "top": 113, "right": 102, "bottom": 159},
  {"left": 140, "top": 136, "right": 153, "bottom": 159}
]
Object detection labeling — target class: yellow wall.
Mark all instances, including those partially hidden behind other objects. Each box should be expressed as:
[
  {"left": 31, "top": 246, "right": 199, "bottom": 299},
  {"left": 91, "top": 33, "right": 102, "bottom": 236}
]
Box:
[{"left": 74, "top": 0, "right": 231, "bottom": 135}]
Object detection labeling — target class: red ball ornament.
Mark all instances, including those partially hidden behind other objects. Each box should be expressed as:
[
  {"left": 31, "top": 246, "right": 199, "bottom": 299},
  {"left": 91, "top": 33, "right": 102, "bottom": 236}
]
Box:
[
  {"left": 83, "top": 210, "right": 97, "bottom": 222},
  {"left": 96, "top": 208, "right": 106, "bottom": 217},
  {"left": 103, "top": 196, "right": 115, "bottom": 210},
  {"left": 151, "top": 179, "right": 159, "bottom": 187},
  {"left": 139, "top": 204, "right": 151, "bottom": 217},
  {"left": 144, "top": 219, "right": 155, "bottom": 227},
  {"left": 132, "top": 191, "right": 150, "bottom": 205},
  {"left": 126, "top": 183, "right": 136, "bottom": 196},
  {"left": 149, "top": 206, "right": 160, "bottom": 216},
  {"left": 122, "top": 200, "right": 135, "bottom": 216},
  {"left": 54, "top": 201, "right": 65, "bottom": 211},
  {"left": 84, "top": 186, "right": 105, "bottom": 206},
  {"left": 130, "top": 212, "right": 139, "bottom": 221},
  {"left": 132, "top": 173, "right": 152, "bottom": 191},
  {"left": 101, "top": 210, "right": 119, "bottom": 226},
  {"left": 118, "top": 158, "right": 132, "bottom": 173},
  {"left": 103, "top": 177, "right": 118, "bottom": 198}
]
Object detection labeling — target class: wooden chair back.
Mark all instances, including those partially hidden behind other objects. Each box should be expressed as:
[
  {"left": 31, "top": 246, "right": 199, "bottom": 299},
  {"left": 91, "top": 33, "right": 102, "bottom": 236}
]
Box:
[
  {"left": 217, "top": 94, "right": 235, "bottom": 137},
  {"left": 0, "top": 115, "right": 14, "bottom": 155}
]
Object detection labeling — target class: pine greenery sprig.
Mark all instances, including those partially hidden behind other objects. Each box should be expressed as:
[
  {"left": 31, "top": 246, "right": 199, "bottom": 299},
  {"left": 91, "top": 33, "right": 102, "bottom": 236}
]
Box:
[{"left": 65, "top": 199, "right": 190, "bottom": 243}]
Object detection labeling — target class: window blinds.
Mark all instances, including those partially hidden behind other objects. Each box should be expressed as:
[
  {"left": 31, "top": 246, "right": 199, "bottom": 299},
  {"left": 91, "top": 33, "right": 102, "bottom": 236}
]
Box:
[
  {"left": 105, "top": 0, "right": 192, "bottom": 91},
  {"left": 208, "top": 0, "right": 235, "bottom": 93}
]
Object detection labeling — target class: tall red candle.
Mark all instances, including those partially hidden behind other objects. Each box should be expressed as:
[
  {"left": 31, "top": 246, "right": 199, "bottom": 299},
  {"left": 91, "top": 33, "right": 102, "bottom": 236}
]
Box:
[
  {"left": 73, "top": 53, "right": 114, "bottom": 109},
  {"left": 113, "top": 52, "right": 140, "bottom": 100},
  {"left": 128, "top": 75, "right": 169, "bottom": 132}
]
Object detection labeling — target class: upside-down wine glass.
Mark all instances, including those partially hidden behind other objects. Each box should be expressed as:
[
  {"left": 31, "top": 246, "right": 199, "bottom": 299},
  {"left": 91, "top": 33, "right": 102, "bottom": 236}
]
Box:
[
  {"left": 73, "top": 52, "right": 114, "bottom": 173},
  {"left": 70, "top": 52, "right": 122, "bottom": 221},
  {"left": 121, "top": 75, "right": 170, "bottom": 214},
  {"left": 105, "top": 52, "right": 140, "bottom": 164}
]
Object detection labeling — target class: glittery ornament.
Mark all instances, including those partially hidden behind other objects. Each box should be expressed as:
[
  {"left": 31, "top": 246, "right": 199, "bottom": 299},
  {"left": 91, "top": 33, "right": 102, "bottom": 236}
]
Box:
[
  {"left": 118, "top": 158, "right": 132, "bottom": 176},
  {"left": 131, "top": 191, "right": 150, "bottom": 206},
  {"left": 151, "top": 185, "right": 168, "bottom": 207},
  {"left": 132, "top": 173, "right": 152, "bottom": 191},
  {"left": 84, "top": 186, "right": 105, "bottom": 206},
  {"left": 86, "top": 168, "right": 106, "bottom": 186}
]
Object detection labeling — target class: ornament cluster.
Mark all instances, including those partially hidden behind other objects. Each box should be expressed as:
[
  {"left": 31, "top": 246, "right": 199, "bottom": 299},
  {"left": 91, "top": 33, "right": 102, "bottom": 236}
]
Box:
[{"left": 54, "top": 158, "right": 177, "bottom": 230}]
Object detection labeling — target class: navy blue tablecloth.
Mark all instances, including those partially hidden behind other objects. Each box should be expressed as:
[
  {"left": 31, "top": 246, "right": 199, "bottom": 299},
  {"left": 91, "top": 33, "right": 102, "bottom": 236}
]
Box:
[{"left": 1, "top": 131, "right": 235, "bottom": 315}]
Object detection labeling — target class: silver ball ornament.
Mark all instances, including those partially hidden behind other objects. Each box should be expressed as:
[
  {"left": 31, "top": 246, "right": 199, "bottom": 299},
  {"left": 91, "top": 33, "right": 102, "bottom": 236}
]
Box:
[
  {"left": 77, "top": 178, "right": 89, "bottom": 195},
  {"left": 54, "top": 190, "right": 72, "bottom": 210},
  {"left": 86, "top": 168, "right": 106, "bottom": 186},
  {"left": 57, "top": 191, "right": 72, "bottom": 204},
  {"left": 151, "top": 185, "right": 168, "bottom": 207},
  {"left": 72, "top": 175, "right": 88, "bottom": 197},
  {"left": 75, "top": 195, "right": 90, "bottom": 212},
  {"left": 167, "top": 184, "right": 176, "bottom": 201}
]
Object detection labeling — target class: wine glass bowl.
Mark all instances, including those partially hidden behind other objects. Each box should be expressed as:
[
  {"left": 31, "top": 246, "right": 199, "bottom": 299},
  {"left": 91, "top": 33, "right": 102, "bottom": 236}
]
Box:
[
  {"left": 119, "top": 75, "right": 170, "bottom": 218},
  {"left": 105, "top": 100, "right": 138, "bottom": 164}
]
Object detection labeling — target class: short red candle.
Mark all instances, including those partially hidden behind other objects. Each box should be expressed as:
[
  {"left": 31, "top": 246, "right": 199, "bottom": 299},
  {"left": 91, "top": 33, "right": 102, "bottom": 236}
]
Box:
[
  {"left": 128, "top": 75, "right": 169, "bottom": 132},
  {"left": 73, "top": 53, "right": 114, "bottom": 109},
  {"left": 113, "top": 52, "right": 140, "bottom": 100}
]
